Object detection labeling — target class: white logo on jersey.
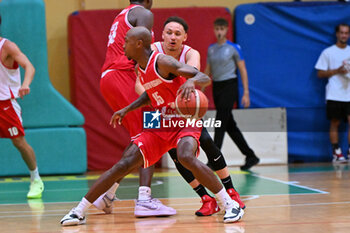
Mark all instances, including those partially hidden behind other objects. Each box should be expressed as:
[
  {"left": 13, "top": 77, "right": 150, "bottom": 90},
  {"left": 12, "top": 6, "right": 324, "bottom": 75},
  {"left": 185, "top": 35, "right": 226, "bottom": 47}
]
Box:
[{"left": 143, "top": 79, "right": 162, "bottom": 90}]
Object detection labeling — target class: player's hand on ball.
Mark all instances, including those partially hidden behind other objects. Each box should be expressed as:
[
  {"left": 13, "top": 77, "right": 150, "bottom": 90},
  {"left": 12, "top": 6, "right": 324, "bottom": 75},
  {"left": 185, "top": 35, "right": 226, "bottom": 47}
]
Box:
[
  {"left": 177, "top": 79, "right": 195, "bottom": 101},
  {"left": 110, "top": 108, "right": 127, "bottom": 128}
]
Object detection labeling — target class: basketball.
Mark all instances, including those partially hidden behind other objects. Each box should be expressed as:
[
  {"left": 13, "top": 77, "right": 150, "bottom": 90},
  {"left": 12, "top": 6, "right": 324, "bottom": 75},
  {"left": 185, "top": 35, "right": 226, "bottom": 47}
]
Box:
[{"left": 175, "top": 89, "right": 208, "bottom": 119}]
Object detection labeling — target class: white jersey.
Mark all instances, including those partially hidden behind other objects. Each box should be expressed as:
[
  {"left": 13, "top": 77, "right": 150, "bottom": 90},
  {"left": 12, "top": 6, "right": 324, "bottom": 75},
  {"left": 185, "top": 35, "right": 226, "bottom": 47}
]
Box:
[
  {"left": 153, "top": 41, "right": 192, "bottom": 64},
  {"left": 315, "top": 44, "right": 350, "bottom": 101},
  {"left": 0, "top": 39, "right": 21, "bottom": 100}
]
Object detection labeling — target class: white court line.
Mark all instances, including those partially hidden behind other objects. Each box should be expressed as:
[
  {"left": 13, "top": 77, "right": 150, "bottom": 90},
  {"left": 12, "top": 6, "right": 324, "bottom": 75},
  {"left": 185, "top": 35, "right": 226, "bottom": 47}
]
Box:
[
  {"left": 248, "top": 201, "right": 350, "bottom": 209},
  {"left": 0, "top": 174, "right": 327, "bottom": 206},
  {"left": 251, "top": 174, "right": 329, "bottom": 194},
  {"left": 0, "top": 192, "right": 323, "bottom": 206}
]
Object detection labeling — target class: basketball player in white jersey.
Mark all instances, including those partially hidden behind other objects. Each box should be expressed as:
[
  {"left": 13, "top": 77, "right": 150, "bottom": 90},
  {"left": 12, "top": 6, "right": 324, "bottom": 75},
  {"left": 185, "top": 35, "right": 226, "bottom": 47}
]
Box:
[
  {"left": 135, "top": 16, "right": 246, "bottom": 217},
  {"left": 0, "top": 16, "right": 44, "bottom": 199}
]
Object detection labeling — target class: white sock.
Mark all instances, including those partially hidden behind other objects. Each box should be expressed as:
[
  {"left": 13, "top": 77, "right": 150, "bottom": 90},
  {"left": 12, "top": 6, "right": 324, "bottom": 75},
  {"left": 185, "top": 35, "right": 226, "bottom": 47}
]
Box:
[
  {"left": 76, "top": 197, "right": 92, "bottom": 214},
  {"left": 138, "top": 186, "right": 151, "bottom": 201},
  {"left": 106, "top": 183, "right": 119, "bottom": 199},
  {"left": 30, "top": 167, "right": 41, "bottom": 182},
  {"left": 215, "top": 188, "right": 237, "bottom": 210},
  {"left": 92, "top": 183, "right": 119, "bottom": 209}
]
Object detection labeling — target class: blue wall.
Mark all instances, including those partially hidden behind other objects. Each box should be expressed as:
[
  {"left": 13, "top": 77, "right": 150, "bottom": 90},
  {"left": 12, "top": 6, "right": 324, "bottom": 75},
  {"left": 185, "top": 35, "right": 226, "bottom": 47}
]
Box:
[{"left": 235, "top": 2, "right": 350, "bottom": 162}]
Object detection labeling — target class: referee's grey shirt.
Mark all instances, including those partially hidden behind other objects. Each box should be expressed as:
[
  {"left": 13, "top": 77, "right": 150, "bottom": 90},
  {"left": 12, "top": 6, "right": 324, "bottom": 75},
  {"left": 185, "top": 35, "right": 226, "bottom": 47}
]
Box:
[{"left": 207, "top": 41, "right": 244, "bottom": 82}]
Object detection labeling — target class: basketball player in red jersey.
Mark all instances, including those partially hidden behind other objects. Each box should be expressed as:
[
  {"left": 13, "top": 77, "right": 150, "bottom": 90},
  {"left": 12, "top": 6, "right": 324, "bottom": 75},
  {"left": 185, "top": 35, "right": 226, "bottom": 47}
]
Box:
[
  {"left": 60, "top": 27, "right": 244, "bottom": 226},
  {"left": 0, "top": 16, "right": 44, "bottom": 199},
  {"left": 144, "top": 16, "right": 245, "bottom": 216},
  {"left": 94, "top": 0, "right": 176, "bottom": 217}
]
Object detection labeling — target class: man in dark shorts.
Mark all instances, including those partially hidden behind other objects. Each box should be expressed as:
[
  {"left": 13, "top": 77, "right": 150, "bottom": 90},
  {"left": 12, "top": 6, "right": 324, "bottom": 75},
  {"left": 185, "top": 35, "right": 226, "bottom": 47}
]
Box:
[{"left": 315, "top": 23, "right": 350, "bottom": 163}]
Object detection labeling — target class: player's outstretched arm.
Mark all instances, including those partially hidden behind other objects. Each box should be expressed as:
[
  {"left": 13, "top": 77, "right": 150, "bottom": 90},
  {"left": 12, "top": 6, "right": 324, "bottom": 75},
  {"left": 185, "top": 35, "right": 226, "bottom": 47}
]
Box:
[
  {"left": 157, "top": 54, "right": 211, "bottom": 100},
  {"left": 110, "top": 91, "right": 151, "bottom": 127},
  {"left": 157, "top": 54, "right": 211, "bottom": 86},
  {"left": 5, "top": 41, "right": 35, "bottom": 98},
  {"left": 185, "top": 49, "right": 201, "bottom": 70}
]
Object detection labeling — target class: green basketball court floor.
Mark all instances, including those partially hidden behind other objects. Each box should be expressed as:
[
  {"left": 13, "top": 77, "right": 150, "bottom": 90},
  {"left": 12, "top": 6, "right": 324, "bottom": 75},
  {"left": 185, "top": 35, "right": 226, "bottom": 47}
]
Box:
[{"left": 0, "top": 164, "right": 338, "bottom": 205}]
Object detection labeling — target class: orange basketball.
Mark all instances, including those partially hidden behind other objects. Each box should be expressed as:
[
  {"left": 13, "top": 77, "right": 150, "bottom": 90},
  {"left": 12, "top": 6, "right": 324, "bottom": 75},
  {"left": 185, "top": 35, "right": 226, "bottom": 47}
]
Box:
[{"left": 175, "top": 89, "right": 208, "bottom": 119}]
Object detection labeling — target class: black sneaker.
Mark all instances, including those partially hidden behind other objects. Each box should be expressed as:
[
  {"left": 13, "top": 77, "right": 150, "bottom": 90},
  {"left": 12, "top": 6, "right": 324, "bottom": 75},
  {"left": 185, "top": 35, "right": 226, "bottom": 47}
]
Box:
[{"left": 240, "top": 156, "right": 259, "bottom": 171}]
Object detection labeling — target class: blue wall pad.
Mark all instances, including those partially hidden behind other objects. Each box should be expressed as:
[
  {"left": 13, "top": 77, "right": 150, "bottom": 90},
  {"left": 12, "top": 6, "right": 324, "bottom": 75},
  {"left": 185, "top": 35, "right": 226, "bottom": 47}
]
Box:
[
  {"left": 0, "top": 128, "right": 87, "bottom": 176},
  {"left": 0, "top": 0, "right": 87, "bottom": 175},
  {"left": 235, "top": 2, "right": 350, "bottom": 162}
]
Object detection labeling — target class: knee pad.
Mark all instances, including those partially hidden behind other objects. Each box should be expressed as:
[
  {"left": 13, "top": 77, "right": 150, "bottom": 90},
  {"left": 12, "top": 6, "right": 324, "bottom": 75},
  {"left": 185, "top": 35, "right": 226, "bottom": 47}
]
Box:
[
  {"left": 168, "top": 148, "right": 178, "bottom": 162},
  {"left": 199, "top": 129, "right": 227, "bottom": 171},
  {"left": 208, "top": 152, "right": 227, "bottom": 171}
]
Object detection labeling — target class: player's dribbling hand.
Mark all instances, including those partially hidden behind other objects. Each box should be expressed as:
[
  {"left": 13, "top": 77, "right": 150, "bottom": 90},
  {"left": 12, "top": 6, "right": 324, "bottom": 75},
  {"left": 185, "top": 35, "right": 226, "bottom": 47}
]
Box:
[
  {"left": 177, "top": 79, "right": 195, "bottom": 102},
  {"left": 18, "top": 86, "right": 30, "bottom": 99},
  {"left": 110, "top": 108, "right": 127, "bottom": 128}
]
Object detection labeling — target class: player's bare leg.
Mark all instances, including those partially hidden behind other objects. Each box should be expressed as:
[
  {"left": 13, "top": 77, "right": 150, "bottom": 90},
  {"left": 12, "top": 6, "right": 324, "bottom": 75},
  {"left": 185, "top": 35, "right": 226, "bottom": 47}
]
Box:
[
  {"left": 330, "top": 119, "right": 346, "bottom": 162},
  {"left": 139, "top": 166, "right": 154, "bottom": 187},
  {"left": 12, "top": 136, "right": 44, "bottom": 199},
  {"left": 168, "top": 130, "right": 245, "bottom": 216},
  {"left": 92, "top": 143, "right": 135, "bottom": 213},
  {"left": 12, "top": 136, "right": 37, "bottom": 170},
  {"left": 176, "top": 136, "right": 244, "bottom": 223},
  {"left": 61, "top": 144, "right": 144, "bottom": 226}
]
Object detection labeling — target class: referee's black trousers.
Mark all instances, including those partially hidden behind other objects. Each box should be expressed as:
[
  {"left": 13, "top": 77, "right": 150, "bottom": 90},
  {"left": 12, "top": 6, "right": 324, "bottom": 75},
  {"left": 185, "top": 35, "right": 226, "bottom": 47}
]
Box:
[{"left": 212, "top": 78, "right": 255, "bottom": 158}]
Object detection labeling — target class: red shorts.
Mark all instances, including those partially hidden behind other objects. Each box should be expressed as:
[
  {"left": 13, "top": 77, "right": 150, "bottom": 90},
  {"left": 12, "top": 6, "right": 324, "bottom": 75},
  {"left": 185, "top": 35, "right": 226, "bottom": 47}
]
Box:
[
  {"left": 100, "top": 69, "right": 143, "bottom": 139},
  {"left": 0, "top": 99, "right": 25, "bottom": 138},
  {"left": 133, "top": 124, "right": 202, "bottom": 168}
]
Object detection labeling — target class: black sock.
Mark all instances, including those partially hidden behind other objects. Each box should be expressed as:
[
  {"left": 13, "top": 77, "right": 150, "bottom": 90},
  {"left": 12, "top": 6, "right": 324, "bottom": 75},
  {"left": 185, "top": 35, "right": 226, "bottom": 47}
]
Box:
[
  {"left": 193, "top": 184, "right": 210, "bottom": 198},
  {"left": 332, "top": 143, "right": 340, "bottom": 151},
  {"left": 221, "top": 176, "right": 234, "bottom": 190}
]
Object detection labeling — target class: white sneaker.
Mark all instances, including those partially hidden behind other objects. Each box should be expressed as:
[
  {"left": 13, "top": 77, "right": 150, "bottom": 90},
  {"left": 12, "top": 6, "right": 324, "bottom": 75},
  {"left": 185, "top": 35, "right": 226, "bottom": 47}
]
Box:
[
  {"left": 333, "top": 148, "right": 347, "bottom": 164},
  {"left": 93, "top": 194, "right": 118, "bottom": 214},
  {"left": 60, "top": 208, "right": 86, "bottom": 226},
  {"left": 134, "top": 198, "right": 176, "bottom": 217},
  {"left": 333, "top": 155, "right": 347, "bottom": 163},
  {"left": 223, "top": 205, "right": 244, "bottom": 223}
]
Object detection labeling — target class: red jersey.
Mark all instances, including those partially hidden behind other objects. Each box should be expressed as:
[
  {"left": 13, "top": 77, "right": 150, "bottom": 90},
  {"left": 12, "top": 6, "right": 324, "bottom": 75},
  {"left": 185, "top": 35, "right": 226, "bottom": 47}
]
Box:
[
  {"left": 101, "top": 4, "right": 141, "bottom": 72},
  {"left": 134, "top": 51, "right": 202, "bottom": 168},
  {"left": 138, "top": 52, "right": 186, "bottom": 115}
]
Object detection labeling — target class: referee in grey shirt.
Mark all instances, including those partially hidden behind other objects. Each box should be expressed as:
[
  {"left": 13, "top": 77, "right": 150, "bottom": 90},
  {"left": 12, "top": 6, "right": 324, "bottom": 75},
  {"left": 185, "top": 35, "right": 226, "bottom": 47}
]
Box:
[{"left": 204, "top": 18, "right": 259, "bottom": 171}]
